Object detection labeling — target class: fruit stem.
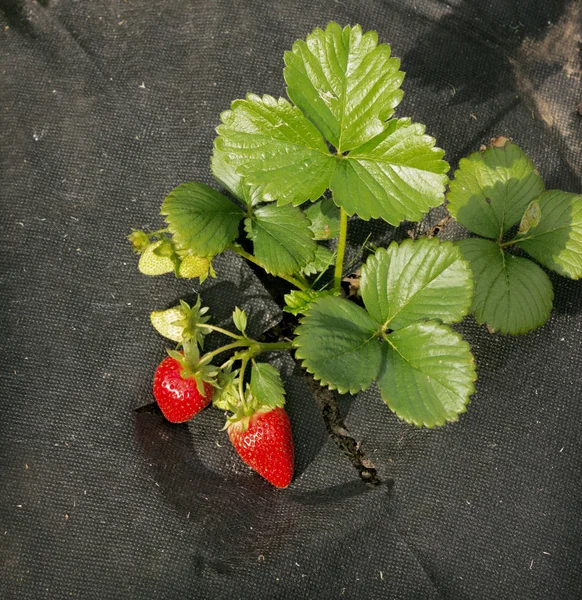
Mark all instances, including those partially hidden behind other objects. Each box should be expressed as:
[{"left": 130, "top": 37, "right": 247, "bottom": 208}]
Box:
[
  {"left": 499, "top": 238, "right": 519, "bottom": 248},
  {"left": 238, "top": 355, "right": 250, "bottom": 406},
  {"left": 200, "top": 340, "right": 292, "bottom": 369},
  {"left": 255, "top": 341, "right": 293, "bottom": 352},
  {"left": 198, "top": 323, "right": 243, "bottom": 340},
  {"left": 229, "top": 244, "right": 309, "bottom": 291},
  {"left": 199, "top": 341, "right": 249, "bottom": 365},
  {"left": 334, "top": 207, "right": 348, "bottom": 290}
]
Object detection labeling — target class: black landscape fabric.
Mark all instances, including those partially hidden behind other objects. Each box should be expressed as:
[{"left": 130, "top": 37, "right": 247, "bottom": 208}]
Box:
[{"left": 1, "top": 1, "right": 581, "bottom": 598}]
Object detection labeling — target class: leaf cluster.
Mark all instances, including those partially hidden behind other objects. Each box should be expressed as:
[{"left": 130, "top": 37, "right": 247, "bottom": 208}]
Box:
[
  {"left": 131, "top": 23, "right": 582, "bottom": 437},
  {"left": 447, "top": 140, "right": 582, "bottom": 334},
  {"left": 294, "top": 238, "right": 476, "bottom": 427},
  {"left": 160, "top": 22, "right": 451, "bottom": 285}
]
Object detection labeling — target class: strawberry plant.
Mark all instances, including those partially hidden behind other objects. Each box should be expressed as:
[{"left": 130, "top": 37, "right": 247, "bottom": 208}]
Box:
[
  {"left": 130, "top": 23, "right": 582, "bottom": 488},
  {"left": 447, "top": 139, "right": 582, "bottom": 334}
]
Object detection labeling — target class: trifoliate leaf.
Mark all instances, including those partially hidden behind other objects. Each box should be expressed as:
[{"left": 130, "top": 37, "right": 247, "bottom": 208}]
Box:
[
  {"left": 250, "top": 362, "right": 286, "bottom": 409},
  {"left": 294, "top": 295, "right": 382, "bottom": 393},
  {"left": 301, "top": 244, "right": 334, "bottom": 276},
  {"left": 138, "top": 240, "right": 176, "bottom": 275},
  {"left": 516, "top": 190, "right": 582, "bottom": 279},
  {"left": 378, "top": 321, "right": 476, "bottom": 427},
  {"left": 245, "top": 204, "right": 317, "bottom": 276},
  {"left": 360, "top": 238, "right": 473, "bottom": 330},
  {"left": 304, "top": 197, "right": 341, "bottom": 239},
  {"left": 150, "top": 306, "right": 186, "bottom": 342},
  {"left": 232, "top": 307, "right": 247, "bottom": 334},
  {"left": 283, "top": 289, "right": 339, "bottom": 315},
  {"left": 284, "top": 22, "right": 404, "bottom": 152},
  {"left": 161, "top": 182, "right": 244, "bottom": 258},
  {"left": 330, "top": 119, "right": 449, "bottom": 225},
  {"left": 458, "top": 238, "right": 553, "bottom": 334},
  {"left": 215, "top": 93, "right": 335, "bottom": 206},
  {"left": 447, "top": 142, "right": 545, "bottom": 240}
]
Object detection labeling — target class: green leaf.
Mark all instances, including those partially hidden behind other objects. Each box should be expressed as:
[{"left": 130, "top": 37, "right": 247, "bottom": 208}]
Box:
[
  {"left": 211, "top": 144, "right": 261, "bottom": 206},
  {"left": 518, "top": 198, "right": 541, "bottom": 235},
  {"left": 283, "top": 289, "right": 339, "bottom": 315},
  {"left": 301, "top": 244, "right": 334, "bottom": 276},
  {"left": 294, "top": 295, "right": 382, "bottom": 393},
  {"left": 360, "top": 238, "right": 473, "bottom": 330},
  {"left": 215, "top": 93, "right": 335, "bottom": 206},
  {"left": 210, "top": 144, "right": 246, "bottom": 201},
  {"left": 378, "top": 321, "right": 476, "bottom": 427},
  {"left": 250, "top": 362, "right": 286, "bottom": 408},
  {"left": 447, "top": 142, "right": 545, "bottom": 240},
  {"left": 232, "top": 307, "right": 247, "bottom": 334},
  {"left": 330, "top": 119, "right": 449, "bottom": 225},
  {"left": 284, "top": 22, "right": 404, "bottom": 152},
  {"left": 245, "top": 203, "right": 317, "bottom": 276},
  {"left": 304, "top": 197, "right": 341, "bottom": 239},
  {"left": 161, "top": 182, "right": 244, "bottom": 258},
  {"left": 458, "top": 238, "right": 553, "bottom": 334},
  {"left": 516, "top": 190, "right": 582, "bottom": 279}
]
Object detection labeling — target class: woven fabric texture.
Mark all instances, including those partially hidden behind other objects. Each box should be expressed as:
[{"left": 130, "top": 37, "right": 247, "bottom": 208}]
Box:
[{"left": 1, "top": 1, "right": 581, "bottom": 598}]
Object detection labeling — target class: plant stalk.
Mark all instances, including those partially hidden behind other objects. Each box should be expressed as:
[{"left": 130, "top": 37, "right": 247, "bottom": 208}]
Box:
[
  {"left": 199, "top": 341, "right": 249, "bottom": 365},
  {"left": 499, "top": 237, "right": 522, "bottom": 248},
  {"left": 201, "top": 339, "right": 292, "bottom": 368},
  {"left": 229, "top": 244, "right": 309, "bottom": 291},
  {"left": 198, "top": 323, "right": 243, "bottom": 340},
  {"left": 254, "top": 341, "right": 293, "bottom": 352},
  {"left": 334, "top": 207, "right": 349, "bottom": 290}
]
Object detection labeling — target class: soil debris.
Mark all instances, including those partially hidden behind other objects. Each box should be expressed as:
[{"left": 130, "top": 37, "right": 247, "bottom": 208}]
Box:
[{"left": 304, "top": 375, "right": 381, "bottom": 486}]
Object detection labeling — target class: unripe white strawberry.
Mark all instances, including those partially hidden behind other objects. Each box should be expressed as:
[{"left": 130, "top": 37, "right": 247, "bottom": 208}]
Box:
[
  {"left": 138, "top": 241, "right": 175, "bottom": 275},
  {"left": 178, "top": 255, "right": 210, "bottom": 279}
]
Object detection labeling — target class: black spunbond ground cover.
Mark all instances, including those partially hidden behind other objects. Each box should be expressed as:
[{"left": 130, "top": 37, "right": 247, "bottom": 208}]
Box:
[{"left": 1, "top": 1, "right": 581, "bottom": 598}]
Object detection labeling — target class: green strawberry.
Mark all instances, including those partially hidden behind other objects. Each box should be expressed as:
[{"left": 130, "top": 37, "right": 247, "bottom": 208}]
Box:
[
  {"left": 138, "top": 240, "right": 174, "bottom": 275},
  {"left": 178, "top": 255, "right": 210, "bottom": 279},
  {"left": 150, "top": 306, "right": 185, "bottom": 342}
]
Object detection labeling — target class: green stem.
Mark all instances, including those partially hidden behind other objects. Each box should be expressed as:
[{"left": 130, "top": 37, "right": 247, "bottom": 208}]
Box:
[
  {"left": 238, "top": 356, "right": 250, "bottom": 406},
  {"left": 152, "top": 227, "right": 169, "bottom": 236},
  {"left": 199, "top": 341, "right": 249, "bottom": 365},
  {"left": 198, "top": 323, "right": 243, "bottom": 340},
  {"left": 202, "top": 340, "right": 292, "bottom": 368},
  {"left": 229, "top": 244, "right": 309, "bottom": 291},
  {"left": 334, "top": 207, "right": 348, "bottom": 290},
  {"left": 254, "top": 341, "right": 293, "bottom": 352}
]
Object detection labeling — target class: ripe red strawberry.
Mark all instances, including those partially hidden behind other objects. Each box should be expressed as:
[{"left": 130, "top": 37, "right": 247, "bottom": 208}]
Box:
[
  {"left": 227, "top": 407, "right": 294, "bottom": 488},
  {"left": 153, "top": 355, "right": 214, "bottom": 423}
]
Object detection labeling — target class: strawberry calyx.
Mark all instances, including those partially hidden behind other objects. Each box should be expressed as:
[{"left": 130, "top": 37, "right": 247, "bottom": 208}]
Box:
[
  {"left": 212, "top": 366, "right": 241, "bottom": 412},
  {"left": 175, "top": 296, "right": 211, "bottom": 347},
  {"left": 226, "top": 404, "right": 274, "bottom": 434},
  {"left": 128, "top": 229, "right": 152, "bottom": 253},
  {"left": 150, "top": 296, "right": 211, "bottom": 347},
  {"left": 167, "top": 340, "right": 218, "bottom": 397}
]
